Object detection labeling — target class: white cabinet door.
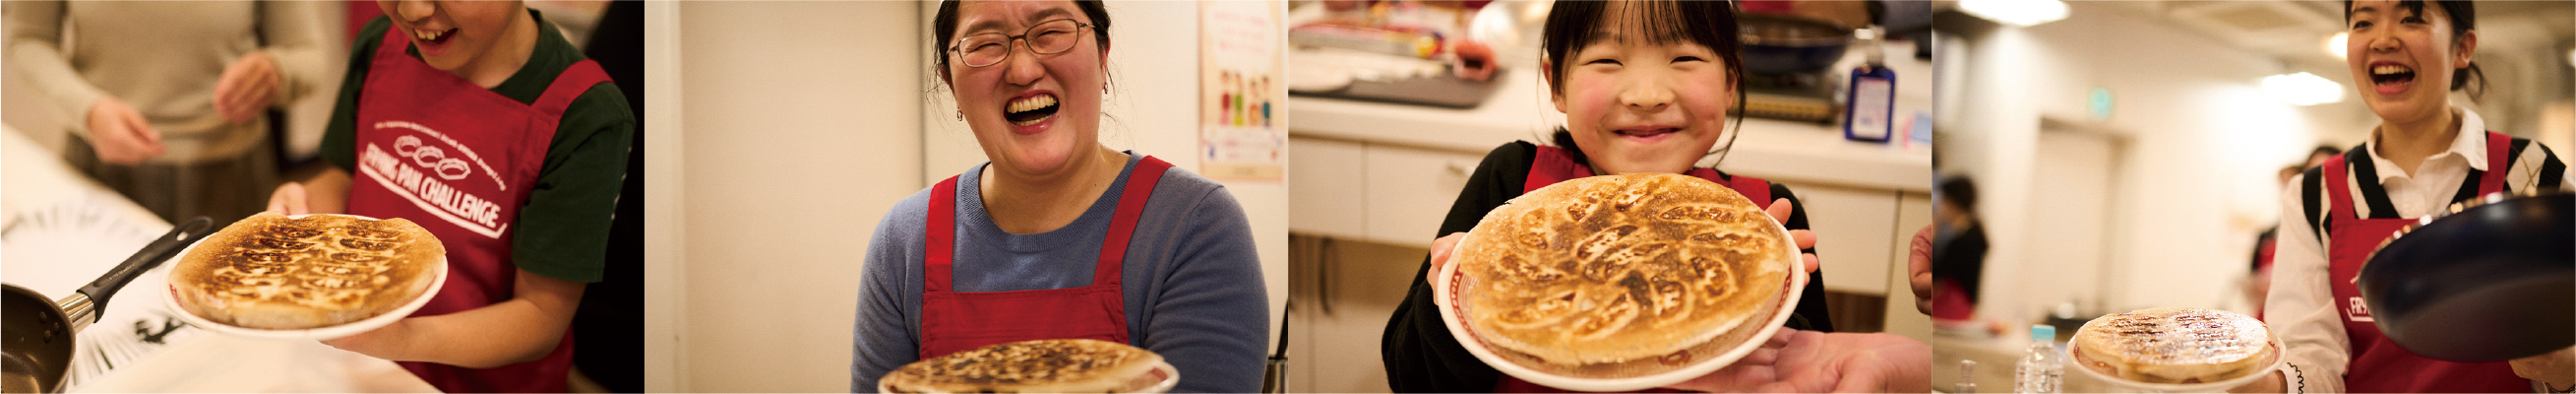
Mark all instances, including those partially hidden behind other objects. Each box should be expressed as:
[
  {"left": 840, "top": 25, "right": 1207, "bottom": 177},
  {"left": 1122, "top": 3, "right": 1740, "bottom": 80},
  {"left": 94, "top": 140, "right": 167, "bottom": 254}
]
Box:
[
  {"left": 1886, "top": 192, "right": 1936, "bottom": 342},
  {"left": 1286, "top": 235, "right": 1423, "bottom": 393},
  {"left": 1789, "top": 183, "right": 1901, "bottom": 295},
  {"left": 1289, "top": 137, "right": 1367, "bottom": 238},
  {"left": 1361, "top": 146, "right": 1484, "bottom": 246}
]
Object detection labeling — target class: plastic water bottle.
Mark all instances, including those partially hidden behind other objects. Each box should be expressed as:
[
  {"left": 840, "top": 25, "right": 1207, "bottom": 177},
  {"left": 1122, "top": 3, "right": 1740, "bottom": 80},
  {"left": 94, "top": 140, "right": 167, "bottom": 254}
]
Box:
[
  {"left": 2014, "top": 325, "right": 2062, "bottom": 394},
  {"left": 1954, "top": 360, "right": 1979, "bottom": 393}
]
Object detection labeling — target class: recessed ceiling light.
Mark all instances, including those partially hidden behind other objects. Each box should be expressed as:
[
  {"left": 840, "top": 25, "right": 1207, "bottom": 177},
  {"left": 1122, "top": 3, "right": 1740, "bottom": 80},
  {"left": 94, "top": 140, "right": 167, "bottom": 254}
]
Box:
[
  {"left": 2326, "top": 33, "right": 2349, "bottom": 60},
  {"left": 1960, "top": 0, "right": 2069, "bottom": 28},
  {"left": 2264, "top": 72, "right": 2345, "bottom": 106}
]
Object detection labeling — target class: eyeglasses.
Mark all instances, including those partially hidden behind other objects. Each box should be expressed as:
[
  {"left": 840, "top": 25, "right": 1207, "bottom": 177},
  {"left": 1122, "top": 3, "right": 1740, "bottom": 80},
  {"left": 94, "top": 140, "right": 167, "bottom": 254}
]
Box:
[{"left": 949, "top": 19, "right": 1094, "bottom": 68}]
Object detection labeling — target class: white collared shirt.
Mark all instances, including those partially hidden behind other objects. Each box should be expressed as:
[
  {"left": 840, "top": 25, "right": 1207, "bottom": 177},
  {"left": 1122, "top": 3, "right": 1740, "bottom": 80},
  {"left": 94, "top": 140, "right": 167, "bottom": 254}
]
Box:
[{"left": 2267, "top": 108, "right": 2573, "bottom": 393}]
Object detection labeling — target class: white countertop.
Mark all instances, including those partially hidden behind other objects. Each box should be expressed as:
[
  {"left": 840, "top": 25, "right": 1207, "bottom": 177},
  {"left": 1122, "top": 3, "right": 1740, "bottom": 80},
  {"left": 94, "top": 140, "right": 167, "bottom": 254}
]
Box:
[
  {"left": 3, "top": 126, "right": 438, "bottom": 393},
  {"left": 1290, "top": 38, "right": 1933, "bottom": 192}
]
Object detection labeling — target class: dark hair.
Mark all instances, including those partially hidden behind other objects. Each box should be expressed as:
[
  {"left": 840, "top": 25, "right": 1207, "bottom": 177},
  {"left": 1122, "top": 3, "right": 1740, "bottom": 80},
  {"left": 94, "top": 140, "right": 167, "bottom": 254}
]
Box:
[
  {"left": 2311, "top": 145, "right": 2345, "bottom": 159},
  {"left": 2345, "top": 0, "right": 2483, "bottom": 98},
  {"left": 931, "top": 0, "right": 1112, "bottom": 85},
  {"left": 1938, "top": 175, "right": 1978, "bottom": 210},
  {"left": 1538, "top": 1, "right": 1748, "bottom": 168}
]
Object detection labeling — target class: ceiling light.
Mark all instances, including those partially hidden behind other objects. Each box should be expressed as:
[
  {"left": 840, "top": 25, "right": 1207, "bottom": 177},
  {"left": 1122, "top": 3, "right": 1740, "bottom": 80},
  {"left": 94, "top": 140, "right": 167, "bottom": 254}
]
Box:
[
  {"left": 2326, "top": 33, "right": 2348, "bottom": 60},
  {"left": 2264, "top": 72, "right": 2345, "bottom": 106},
  {"left": 1960, "top": 0, "right": 2070, "bottom": 28}
]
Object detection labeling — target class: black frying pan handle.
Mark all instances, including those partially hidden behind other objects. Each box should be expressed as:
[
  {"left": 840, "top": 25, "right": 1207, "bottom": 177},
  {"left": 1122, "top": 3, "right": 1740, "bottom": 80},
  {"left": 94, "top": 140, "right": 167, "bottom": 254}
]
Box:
[{"left": 74, "top": 217, "right": 214, "bottom": 320}]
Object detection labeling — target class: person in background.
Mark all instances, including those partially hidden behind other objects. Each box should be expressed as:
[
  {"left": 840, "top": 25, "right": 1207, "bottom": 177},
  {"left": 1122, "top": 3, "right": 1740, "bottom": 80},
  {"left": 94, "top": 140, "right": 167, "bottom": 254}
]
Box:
[
  {"left": 6, "top": 1, "right": 331, "bottom": 227},
  {"left": 2239, "top": 0, "right": 2572, "bottom": 392},
  {"left": 2245, "top": 146, "right": 2341, "bottom": 320},
  {"left": 1928, "top": 175, "right": 1985, "bottom": 330}
]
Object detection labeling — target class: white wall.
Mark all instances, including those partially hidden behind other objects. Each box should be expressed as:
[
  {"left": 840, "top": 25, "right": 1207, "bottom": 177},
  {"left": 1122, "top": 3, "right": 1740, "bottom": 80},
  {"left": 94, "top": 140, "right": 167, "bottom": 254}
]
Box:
[
  {"left": 1941, "top": 3, "right": 2375, "bottom": 324},
  {"left": 2, "top": 2, "right": 347, "bottom": 160},
  {"left": 660, "top": 2, "right": 924, "bottom": 392},
  {"left": 915, "top": 1, "right": 1292, "bottom": 353}
]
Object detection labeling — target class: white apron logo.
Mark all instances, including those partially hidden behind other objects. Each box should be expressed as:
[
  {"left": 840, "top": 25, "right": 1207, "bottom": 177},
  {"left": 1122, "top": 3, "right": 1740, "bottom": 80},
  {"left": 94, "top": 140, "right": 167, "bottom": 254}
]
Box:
[
  {"left": 359, "top": 120, "right": 511, "bottom": 238},
  {"left": 2346, "top": 296, "right": 2374, "bottom": 322},
  {"left": 397, "top": 136, "right": 473, "bottom": 180}
]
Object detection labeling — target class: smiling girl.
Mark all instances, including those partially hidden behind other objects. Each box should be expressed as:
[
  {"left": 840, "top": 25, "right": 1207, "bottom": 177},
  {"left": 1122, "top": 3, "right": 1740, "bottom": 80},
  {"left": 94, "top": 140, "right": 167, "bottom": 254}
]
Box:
[
  {"left": 266, "top": 1, "right": 635, "bottom": 392},
  {"left": 2248, "top": 0, "right": 2572, "bottom": 392},
  {"left": 1380, "top": 1, "right": 1928, "bottom": 392}
]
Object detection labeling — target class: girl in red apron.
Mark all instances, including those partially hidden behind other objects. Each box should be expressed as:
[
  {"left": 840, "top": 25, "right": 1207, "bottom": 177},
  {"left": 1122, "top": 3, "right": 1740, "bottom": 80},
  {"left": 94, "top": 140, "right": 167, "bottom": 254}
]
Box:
[
  {"left": 1380, "top": 1, "right": 1930, "bottom": 392},
  {"left": 269, "top": 1, "right": 630, "bottom": 392},
  {"left": 2252, "top": 1, "right": 2574, "bottom": 392},
  {"left": 852, "top": 1, "right": 1270, "bottom": 392}
]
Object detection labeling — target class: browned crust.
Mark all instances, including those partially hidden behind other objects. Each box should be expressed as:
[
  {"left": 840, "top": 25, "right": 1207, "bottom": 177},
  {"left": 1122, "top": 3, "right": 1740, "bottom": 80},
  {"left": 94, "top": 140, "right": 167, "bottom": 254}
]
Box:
[
  {"left": 2071, "top": 307, "right": 2273, "bottom": 384},
  {"left": 882, "top": 339, "right": 1163, "bottom": 393},
  {"left": 1455, "top": 173, "right": 1791, "bottom": 364},
  {"left": 172, "top": 212, "right": 443, "bottom": 329}
]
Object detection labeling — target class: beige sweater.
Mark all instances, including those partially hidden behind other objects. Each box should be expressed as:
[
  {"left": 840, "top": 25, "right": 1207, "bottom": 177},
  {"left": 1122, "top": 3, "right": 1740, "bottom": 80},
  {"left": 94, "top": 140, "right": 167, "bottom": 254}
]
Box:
[{"left": 5, "top": 1, "right": 328, "bottom": 164}]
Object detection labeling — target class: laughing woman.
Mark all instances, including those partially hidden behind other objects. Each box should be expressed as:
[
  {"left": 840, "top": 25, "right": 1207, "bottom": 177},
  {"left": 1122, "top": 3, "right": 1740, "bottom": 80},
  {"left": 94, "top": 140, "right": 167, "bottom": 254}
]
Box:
[
  {"left": 2248, "top": 0, "right": 2573, "bottom": 392},
  {"left": 850, "top": 1, "right": 1269, "bottom": 392}
]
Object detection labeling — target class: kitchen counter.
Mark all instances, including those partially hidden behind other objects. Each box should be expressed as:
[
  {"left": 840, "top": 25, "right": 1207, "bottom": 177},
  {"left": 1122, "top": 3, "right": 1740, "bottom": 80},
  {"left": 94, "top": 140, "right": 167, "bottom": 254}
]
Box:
[{"left": 1289, "top": 37, "right": 1934, "bottom": 193}]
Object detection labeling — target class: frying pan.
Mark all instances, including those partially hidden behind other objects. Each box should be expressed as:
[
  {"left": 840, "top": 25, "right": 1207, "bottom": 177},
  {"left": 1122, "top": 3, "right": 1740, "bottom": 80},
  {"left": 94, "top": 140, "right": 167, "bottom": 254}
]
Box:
[
  {"left": 2, "top": 217, "right": 212, "bottom": 393},
  {"left": 2358, "top": 192, "right": 2572, "bottom": 361},
  {"left": 1740, "top": 14, "right": 1854, "bottom": 76}
]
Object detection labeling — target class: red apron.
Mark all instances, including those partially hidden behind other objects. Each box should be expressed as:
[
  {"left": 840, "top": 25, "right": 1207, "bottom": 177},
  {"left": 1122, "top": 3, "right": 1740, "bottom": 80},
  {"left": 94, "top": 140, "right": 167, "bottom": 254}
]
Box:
[
  {"left": 346, "top": 27, "right": 611, "bottom": 393},
  {"left": 1494, "top": 146, "right": 1772, "bottom": 393},
  {"left": 2320, "top": 132, "right": 2526, "bottom": 392},
  {"left": 916, "top": 157, "right": 1174, "bottom": 359}
]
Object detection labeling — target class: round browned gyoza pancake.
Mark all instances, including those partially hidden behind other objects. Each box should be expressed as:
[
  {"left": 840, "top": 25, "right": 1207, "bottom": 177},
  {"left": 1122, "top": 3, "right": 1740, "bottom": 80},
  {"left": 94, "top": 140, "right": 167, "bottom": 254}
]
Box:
[
  {"left": 2073, "top": 307, "right": 2276, "bottom": 384},
  {"left": 883, "top": 339, "right": 1166, "bottom": 394},
  {"left": 1457, "top": 173, "right": 1792, "bottom": 364},
  {"left": 171, "top": 212, "right": 443, "bottom": 330}
]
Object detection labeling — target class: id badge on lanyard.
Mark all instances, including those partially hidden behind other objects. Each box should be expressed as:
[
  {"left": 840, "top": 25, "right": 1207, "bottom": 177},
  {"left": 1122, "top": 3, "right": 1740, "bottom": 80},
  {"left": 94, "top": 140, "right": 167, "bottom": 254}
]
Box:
[{"left": 1844, "top": 65, "right": 1895, "bottom": 143}]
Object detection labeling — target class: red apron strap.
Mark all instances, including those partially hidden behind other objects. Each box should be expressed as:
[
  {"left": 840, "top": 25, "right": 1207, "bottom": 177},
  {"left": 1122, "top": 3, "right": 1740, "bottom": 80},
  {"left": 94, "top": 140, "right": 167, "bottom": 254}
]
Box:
[
  {"left": 925, "top": 175, "right": 962, "bottom": 293},
  {"left": 2479, "top": 132, "right": 2509, "bottom": 194},
  {"left": 1096, "top": 157, "right": 1174, "bottom": 287},
  {"left": 1525, "top": 146, "right": 1592, "bottom": 193},
  {"left": 531, "top": 60, "right": 613, "bottom": 117},
  {"left": 1686, "top": 167, "right": 1772, "bottom": 208},
  {"left": 2324, "top": 155, "right": 2359, "bottom": 221}
]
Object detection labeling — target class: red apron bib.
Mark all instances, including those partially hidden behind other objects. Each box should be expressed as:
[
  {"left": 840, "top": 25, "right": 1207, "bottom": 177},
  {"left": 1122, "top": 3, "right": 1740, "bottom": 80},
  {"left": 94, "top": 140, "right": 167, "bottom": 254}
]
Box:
[
  {"left": 1494, "top": 146, "right": 1772, "bottom": 393},
  {"left": 2320, "top": 132, "right": 2525, "bottom": 392},
  {"left": 346, "top": 27, "right": 611, "bottom": 393},
  {"left": 916, "top": 157, "right": 1174, "bottom": 359}
]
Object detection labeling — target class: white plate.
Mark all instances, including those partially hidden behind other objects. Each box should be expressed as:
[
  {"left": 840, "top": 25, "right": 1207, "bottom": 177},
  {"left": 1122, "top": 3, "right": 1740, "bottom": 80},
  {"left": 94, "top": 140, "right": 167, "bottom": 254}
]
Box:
[
  {"left": 160, "top": 214, "right": 449, "bottom": 340},
  {"left": 2066, "top": 331, "right": 2287, "bottom": 392},
  {"left": 1433, "top": 210, "right": 1808, "bottom": 392},
  {"left": 875, "top": 359, "right": 1180, "bottom": 394}
]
